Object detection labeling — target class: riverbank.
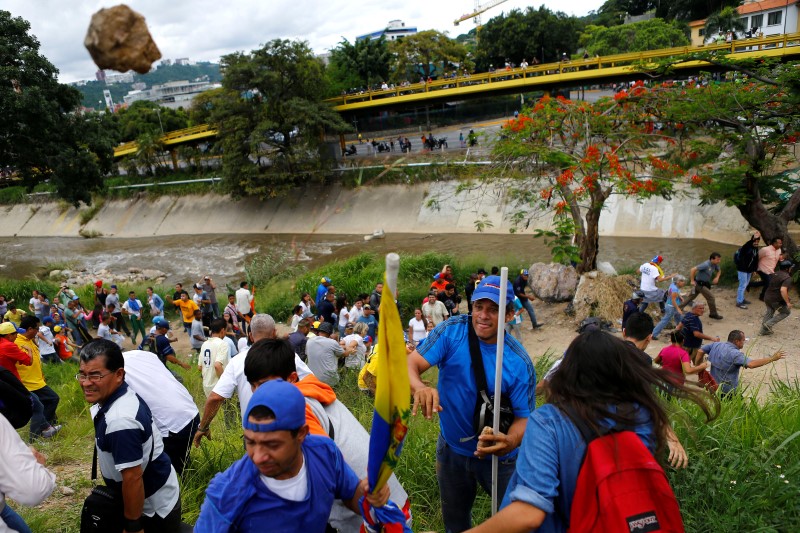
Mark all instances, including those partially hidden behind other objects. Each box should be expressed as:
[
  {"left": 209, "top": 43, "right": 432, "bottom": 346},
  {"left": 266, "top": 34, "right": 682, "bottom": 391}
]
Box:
[{"left": 2, "top": 181, "right": 760, "bottom": 244}]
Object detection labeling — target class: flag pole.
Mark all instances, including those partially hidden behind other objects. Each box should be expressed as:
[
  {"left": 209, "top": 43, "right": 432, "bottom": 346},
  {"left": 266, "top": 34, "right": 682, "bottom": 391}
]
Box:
[
  {"left": 491, "top": 266, "right": 509, "bottom": 515},
  {"left": 385, "top": 253, "right": 400, "bottom": 297}
]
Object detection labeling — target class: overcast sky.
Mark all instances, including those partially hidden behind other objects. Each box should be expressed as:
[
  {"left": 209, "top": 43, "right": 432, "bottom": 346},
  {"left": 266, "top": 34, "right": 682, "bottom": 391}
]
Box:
[{"left": 5, "top": 0, "right": 602, "bottom": 83}]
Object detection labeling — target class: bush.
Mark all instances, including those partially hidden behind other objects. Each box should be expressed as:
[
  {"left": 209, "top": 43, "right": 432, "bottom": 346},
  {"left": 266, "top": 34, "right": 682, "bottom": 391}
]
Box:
[{"left": 0, "top": 185, "right": 27, "bottom": 204}]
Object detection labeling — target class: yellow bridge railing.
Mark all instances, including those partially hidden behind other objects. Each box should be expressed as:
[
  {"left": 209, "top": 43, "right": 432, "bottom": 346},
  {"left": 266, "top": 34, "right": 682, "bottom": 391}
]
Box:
[{"left": 114, "top": 32, "right": 800, "bottom": 157}]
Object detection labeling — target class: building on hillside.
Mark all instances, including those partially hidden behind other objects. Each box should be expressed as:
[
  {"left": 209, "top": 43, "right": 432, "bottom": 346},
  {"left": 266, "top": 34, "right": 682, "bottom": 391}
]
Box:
[
  {"left": 689, "top": 0, "right": 799, "bottom": 46},
  {"left": 174, "top": 58, "right": 191, "bottom": 65},
  {"left": 123, "top": 80, "right": 221, "bottom": 109},
  {"left": 356, "top": 19, "right": 417, "bottom": 42},
  {"left": 624, "top": 11, "right": 656, "bottom": 24},
  {"left": 104, "top": 71, "right": 136, "bottom": 85}
]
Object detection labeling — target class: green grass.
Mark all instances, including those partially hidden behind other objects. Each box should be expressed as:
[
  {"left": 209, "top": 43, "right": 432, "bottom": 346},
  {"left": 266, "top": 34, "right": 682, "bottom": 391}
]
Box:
[
  {"left": 0, "top": 185, "right": 27, "bottom": 204},
  {"left": 78, "top": 199, "right": 105, "bottom": 226}
]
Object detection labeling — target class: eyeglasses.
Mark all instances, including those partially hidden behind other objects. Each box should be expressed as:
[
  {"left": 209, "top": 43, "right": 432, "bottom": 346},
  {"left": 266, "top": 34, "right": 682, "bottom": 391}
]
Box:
[{"left": 75, "top": 372, "right": 113, "bottom": 383}]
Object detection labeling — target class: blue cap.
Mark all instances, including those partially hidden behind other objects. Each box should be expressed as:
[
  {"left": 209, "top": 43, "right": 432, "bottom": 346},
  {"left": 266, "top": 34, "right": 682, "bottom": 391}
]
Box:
[
  {"left": 520, "top": 269, "right": 529, "bottom": 276},
  {"left": 72, "top": 295, "right": 80, "bottom": 300},
  {"left": 42, "top": 316, "right": 54, "bottom": 324},
  {"left": 153, "top": 317, "right": 170, "bottom": 329},
  {"left": 471, "top": 275, "right": 515, "bottom": 306},
  {"left": 243, "top": 379, "right": 306, "bottom": 432},
  {"left": 17, "top": 328, "right": 26, "bottom": 334}
]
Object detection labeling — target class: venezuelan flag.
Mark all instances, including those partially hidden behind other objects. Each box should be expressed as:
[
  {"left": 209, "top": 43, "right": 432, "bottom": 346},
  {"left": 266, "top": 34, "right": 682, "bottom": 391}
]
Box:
[{"left": 363, "top": 269, "right": 412, "bottom": 532}]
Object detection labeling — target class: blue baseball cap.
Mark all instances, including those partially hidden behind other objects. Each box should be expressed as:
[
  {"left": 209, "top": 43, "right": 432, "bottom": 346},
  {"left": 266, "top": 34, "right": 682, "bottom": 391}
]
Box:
[
  {"left": 42, "top": 316, "right": 54, "bottom": 324},
  {"left": 520, "top": 269, "right": 529, "bottom": 276},
  {"left": 17, "top": 327, "right": 26, "bottom": 334},
  {"left": 153, "top": 317, "right": 170, "bottom": 329},
  {"left": 243, "top": 379, "right": 306, "bottom": 432},
  {"left": 471, "top": 275, "right": 515, "bottom": 306}
]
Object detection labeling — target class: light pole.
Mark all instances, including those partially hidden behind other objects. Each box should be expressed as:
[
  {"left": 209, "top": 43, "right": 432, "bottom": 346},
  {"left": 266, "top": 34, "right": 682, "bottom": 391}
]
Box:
[{"left": 154, "top": 107, "right": 164, "bottom": 135}]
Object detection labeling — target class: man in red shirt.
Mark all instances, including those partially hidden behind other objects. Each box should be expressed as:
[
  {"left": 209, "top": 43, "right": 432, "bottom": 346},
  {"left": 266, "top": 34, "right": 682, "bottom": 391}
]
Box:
[{"left": 0, "top": 322, "right": 32, "bottom": 379}]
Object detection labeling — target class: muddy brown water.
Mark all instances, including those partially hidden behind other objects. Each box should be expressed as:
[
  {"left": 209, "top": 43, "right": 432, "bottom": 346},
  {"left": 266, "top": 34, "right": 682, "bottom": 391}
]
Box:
[{"left": 0, "top": 233, "right": 738, "bottom": 286}]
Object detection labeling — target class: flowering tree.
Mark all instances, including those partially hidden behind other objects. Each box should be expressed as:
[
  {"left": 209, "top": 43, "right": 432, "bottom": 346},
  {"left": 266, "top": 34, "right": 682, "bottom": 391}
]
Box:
[
  {"left": 494, "top": 87, "right": 681, "bottom": 273},
  {"left": 646, "top": 68, "right": 800, "bottom": 255}
]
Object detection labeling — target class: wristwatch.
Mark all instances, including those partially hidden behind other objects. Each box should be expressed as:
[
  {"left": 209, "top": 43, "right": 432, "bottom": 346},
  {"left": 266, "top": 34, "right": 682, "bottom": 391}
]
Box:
[{"left": 123, "top": 517, "right": 143, "bottom": 532}]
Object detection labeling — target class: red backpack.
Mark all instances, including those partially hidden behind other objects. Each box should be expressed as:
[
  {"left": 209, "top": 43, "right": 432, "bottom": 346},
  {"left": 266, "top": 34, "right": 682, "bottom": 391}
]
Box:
[{"left": 564, "top": 409, "right": 685, "bottom": 533}]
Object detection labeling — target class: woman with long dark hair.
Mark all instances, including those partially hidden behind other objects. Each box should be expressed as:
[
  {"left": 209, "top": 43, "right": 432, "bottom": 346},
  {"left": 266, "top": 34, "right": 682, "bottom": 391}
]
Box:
[{"left": 467, "top": 329, "right": 718, "bottom": 532}]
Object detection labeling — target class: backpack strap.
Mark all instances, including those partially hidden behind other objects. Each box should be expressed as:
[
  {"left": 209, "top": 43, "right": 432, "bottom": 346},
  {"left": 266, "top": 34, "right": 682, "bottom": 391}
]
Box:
[{"left": 466, "top": 317, "right": 489, "bottom": 396}]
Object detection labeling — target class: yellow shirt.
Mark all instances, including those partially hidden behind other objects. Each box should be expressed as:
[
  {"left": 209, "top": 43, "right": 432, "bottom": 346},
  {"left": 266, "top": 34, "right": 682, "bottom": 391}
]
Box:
[
  {"left": 358, "top": 344, "right": 379, "bottom": 391},
  {"left": 15, "top": 335, "right": 46, "bottom": 391},
  {"left": 4, "top": 309, "right": 26, "bottom": 327},
  {"left": 175, "top": 299, "right": 199, "bottom": 323}
]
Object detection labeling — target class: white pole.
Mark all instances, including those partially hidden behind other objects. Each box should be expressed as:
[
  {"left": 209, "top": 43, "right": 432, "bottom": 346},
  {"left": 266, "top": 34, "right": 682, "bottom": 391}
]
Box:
[
  {"left": 491, "top": 266, "right": 509, "bottom": 515},
  {"left": 385, "top": 253, "right": 400, "bottom": 296}
]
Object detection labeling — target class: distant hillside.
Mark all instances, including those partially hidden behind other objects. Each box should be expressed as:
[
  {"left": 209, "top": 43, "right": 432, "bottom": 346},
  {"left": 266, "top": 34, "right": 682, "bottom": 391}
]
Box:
[{"left": 73, "top": 62, "right": 222, "bottom": 109}]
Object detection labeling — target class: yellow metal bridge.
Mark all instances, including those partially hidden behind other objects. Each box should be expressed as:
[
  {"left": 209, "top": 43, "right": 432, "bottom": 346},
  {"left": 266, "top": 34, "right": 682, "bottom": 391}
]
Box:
[{"left": 114, "top": 32, "right": 800, "bottom": 158}]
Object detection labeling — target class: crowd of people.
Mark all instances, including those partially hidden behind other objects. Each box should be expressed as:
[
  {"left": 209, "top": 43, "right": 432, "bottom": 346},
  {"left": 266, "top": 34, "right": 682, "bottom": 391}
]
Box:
[{"left": 0, "top": 245, "right": 792, "bottom": 532}]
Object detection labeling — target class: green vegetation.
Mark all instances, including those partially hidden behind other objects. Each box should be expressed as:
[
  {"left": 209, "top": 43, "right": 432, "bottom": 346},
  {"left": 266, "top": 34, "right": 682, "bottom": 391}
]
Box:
[
  {"left": 0, "top": 185, "right": 27, "bottom": 204},
  {"left": 579, "top": 18, "right": 689, "bottom": 57},
  {"left": 0, "top": 11, "right": 113, "bottom": 206},
  {"left": 78, "top": 199, "right": 105, "bottom": 226},
  {"left": 250, "top": 252, "right": 518, "bottom": 322}
]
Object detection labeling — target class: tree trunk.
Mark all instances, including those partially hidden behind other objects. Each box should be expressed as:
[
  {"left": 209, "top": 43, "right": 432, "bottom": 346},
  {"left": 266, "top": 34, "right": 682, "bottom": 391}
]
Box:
[
  {"left": 578, "top": 205, "right": 602, "bottom": 274},
  {"left": 738, "top": 174, "right": 798, "bottom": 256}
]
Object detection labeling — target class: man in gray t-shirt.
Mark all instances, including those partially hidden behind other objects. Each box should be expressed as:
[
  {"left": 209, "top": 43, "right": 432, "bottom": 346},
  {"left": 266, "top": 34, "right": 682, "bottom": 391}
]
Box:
[
  {"left": 190, "top": 309, "right": 206, "bottom": 351},
  {"left": 305, "top": 322, "right": 353, "bottom": 386},
  {"left": 685, "top": 252, "right": 723, "bottom": 319}
]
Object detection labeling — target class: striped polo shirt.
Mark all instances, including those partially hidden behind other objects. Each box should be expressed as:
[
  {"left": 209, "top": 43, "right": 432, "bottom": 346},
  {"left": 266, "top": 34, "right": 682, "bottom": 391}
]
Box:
[{"left": 91, "top": 382, "right": 179, "bottom": 518}]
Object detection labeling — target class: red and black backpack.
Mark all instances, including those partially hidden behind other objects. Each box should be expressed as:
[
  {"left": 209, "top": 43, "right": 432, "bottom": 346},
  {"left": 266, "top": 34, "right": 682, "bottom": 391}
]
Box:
[{"left": 562, "top": 407, "right": 685, "bottom": 533}]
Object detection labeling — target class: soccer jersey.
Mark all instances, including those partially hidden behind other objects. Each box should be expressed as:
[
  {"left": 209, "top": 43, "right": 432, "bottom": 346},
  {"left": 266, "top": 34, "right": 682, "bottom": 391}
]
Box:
[{"left": 198, "top": 337, "right": 230, "bottom": 396}]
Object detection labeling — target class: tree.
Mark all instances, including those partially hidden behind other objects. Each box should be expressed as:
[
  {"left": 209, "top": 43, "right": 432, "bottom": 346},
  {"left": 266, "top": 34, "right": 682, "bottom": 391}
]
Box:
[
  {"left": 656, "top": 0, "right": 740, "bottom": 22},
  {"left": 328, "top": 36, "right": 391, "bottom": 93},
  {"left": 389, "top": 30, "right": 470, "bottom": 81},
  {"left": 649, "top": 68, "right": 800, "bottom": 255},
  {"left": 212, "top": 39, "right": 350, "bottom": 197},
  {"left": 475, "top": 7, "right": 582, "bottom": 69},
  {"left": 704, "top": 6, "right": 747, "bottom": 37},
  {"left": 113, "top": 100, "right": 189, "bottom": 140},
  {"left": 0, "top": 10, "right": 110, "bottom": 204},
  {"left": 489, "top": 87, "right": 677, "bottom": 273},
  {"left": 579, "top": 18, "right": 689, "bottom": 57}
]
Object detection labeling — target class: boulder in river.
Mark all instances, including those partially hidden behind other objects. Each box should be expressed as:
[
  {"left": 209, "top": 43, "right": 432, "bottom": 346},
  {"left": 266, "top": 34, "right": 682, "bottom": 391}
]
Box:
[{"left": 528, "top": 263, "right": 579, "bottom": 302}]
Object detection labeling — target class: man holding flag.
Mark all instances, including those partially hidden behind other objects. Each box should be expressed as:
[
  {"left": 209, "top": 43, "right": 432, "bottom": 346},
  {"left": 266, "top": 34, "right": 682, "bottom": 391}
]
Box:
[{"left": 408, "top": 275, "right": 536, "bottom": 533}]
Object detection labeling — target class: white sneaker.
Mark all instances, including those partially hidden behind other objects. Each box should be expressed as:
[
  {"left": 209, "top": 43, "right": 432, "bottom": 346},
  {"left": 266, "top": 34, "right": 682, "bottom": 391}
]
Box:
[{"left": 42, "top": 425, "right": 62, "bottom": 438}]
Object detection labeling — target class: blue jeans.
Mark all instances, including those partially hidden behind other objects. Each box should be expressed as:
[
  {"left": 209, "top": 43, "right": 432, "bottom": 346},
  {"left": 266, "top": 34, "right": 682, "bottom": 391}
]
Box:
[
  {"left": 1, "top": 505, "right": 32, "bottom": 533},
  {"left": 436, "top": 435, "right": 516, "bottom": 533},
  {"left": 737, "top": 271, "right": 752, "bottom": 304},
  {"left": 652, "top": 305, "right": 682, "bottom": 339},
  {"left": 520, "top": 298, "right": 538, "bottom": 327}
]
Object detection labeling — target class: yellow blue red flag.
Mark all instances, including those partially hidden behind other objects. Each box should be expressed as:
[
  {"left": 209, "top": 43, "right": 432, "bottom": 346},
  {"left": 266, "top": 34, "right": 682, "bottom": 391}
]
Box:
[{"left": 362, "top": 270, "right": 412, "bottom": 532}]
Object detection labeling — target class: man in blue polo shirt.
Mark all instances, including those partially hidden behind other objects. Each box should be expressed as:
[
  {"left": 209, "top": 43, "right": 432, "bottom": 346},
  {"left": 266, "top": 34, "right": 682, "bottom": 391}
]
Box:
[
  {"left": 195, "top": 379, "right": 389, "bottom": 532},
  {"left": 701, "top": 330, "right": 786, "bottom": 396},
  {"left": 79, "top": 339, "right": 181, "bottom": 533},
  {"left": 408, "top": 275, "right": 536, "bottom": 533}
]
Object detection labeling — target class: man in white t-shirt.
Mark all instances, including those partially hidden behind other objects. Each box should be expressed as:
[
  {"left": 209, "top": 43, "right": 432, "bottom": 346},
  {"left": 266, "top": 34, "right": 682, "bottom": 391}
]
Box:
[
  {"left": 193, "top": 314, "right": 311, "bottom": 447},
  {"left": 235, "top": 281, "right": 254, "bottom": 332},
  {"left": 198, "top": 319, "right": 230, "bottom": 397},
  {"left": 638, "top": 255, "right": 676, "bottom": 312},
  {"left": 422, "top": 289, "right": 449, "bottom": 326},
  {"left": 37, "top": 317, "right": 58, "bottom": 364},
  {"left": 123, "top": 350, "right": 200, "bottom": 476}
]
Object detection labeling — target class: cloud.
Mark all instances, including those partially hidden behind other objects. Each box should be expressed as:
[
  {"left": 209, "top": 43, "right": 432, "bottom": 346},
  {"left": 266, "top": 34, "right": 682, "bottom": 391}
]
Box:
[{"left": 3, "top": 0, "right": 601, "bottom": 83}]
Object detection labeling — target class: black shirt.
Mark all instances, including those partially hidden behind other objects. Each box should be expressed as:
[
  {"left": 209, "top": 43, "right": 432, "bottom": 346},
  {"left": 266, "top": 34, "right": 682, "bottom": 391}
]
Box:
[{"left": 318, "top": 300, "right": 335, "bottom": 323}]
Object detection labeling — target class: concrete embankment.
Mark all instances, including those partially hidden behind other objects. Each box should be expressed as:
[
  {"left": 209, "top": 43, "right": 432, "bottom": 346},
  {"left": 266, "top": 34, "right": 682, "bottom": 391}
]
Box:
[{"left": 0, "top": 181, "right": 754, "bottom": 244}]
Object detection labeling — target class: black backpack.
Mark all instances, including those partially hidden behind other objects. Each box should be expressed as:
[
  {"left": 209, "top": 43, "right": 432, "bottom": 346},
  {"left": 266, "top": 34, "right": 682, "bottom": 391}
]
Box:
[{"left": 0, "top": 368, "right": 33, "bottom": 429}]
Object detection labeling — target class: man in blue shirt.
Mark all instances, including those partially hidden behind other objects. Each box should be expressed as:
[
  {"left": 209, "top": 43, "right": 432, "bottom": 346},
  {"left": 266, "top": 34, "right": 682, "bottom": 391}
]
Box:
[
  {"left": 315, "top": 277, "right": 331, "bottom": 308},
  {"left": 79, "top": 339, "right": 181, "bottom": 533},
  {"left": 701, "top": 330, "right": 786, "bottom": 395},
  {"left": 357, "top": 305, "right": 378, "bottom": 342},
  {"left": 677, "top": 302, "right": 720, "bottom": 365},
  {"left": 408, "top": 275, "right": 536, "bottom": 533},
  {"left": 195, "top": 379, "right": 388, "bottom": 532}
]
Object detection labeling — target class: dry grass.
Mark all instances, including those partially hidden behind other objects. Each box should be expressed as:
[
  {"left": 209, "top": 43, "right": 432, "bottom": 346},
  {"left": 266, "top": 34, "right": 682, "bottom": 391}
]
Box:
[{"left": 571, "top": 273, "right": 658, "bottom": 326}]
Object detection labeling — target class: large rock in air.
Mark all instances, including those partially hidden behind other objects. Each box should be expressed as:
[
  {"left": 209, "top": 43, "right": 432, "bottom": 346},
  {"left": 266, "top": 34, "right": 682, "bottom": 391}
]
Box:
[
  {"left": 84, "top": 5, "right": 161, "bottom": 74},
  {"left": 528, "top": 263, "right": 579, "bottom": 302}
]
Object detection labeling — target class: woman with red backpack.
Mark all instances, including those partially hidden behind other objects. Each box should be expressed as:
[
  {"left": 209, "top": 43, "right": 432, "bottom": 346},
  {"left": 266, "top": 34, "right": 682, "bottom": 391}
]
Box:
[{"left": 467, "top": 329, "right": 718, "bottom": 533}]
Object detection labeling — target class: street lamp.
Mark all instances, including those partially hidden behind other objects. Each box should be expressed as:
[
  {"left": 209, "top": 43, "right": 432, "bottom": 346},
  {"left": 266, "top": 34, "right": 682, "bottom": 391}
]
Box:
[{"left": 154, "top": 107, "right": 164, "bottom": 134}]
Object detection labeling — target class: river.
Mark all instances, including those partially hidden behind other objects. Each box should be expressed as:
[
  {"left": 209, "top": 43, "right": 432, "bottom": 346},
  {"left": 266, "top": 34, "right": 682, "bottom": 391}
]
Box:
[{"left": 0, "top": 233, "right": 739, "bottom": 285}]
